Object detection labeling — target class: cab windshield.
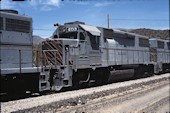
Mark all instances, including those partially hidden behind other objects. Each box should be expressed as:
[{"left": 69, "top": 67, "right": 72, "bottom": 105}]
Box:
[{"left": 59, "top": 32, "right": 77, "bottom": 39}]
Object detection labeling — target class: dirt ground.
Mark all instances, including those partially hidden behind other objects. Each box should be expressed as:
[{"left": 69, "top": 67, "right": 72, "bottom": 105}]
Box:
[{"left": 57, "top": 79, "right": 170, "bottom": 113}]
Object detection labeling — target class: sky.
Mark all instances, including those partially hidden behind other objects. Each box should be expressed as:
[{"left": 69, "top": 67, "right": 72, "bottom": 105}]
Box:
[{"left": 0, "top": 0, "right": 169, "bottom": 38}]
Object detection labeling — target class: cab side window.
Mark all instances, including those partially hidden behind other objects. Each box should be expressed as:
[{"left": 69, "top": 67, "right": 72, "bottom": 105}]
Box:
[
  {"left": 88, "top": 33, "right": 99, "bottom": 50},
  {"left": 80, "top": 32, "right": 85, "bottom": 40}
]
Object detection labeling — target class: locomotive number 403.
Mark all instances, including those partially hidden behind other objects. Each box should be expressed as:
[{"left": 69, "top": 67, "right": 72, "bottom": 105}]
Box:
[{"left": 67, "top": 27, "right": 78, "bottom": 32}]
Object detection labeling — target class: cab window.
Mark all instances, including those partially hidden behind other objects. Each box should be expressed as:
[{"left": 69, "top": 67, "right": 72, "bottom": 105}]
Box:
[
  {"left": 88, "top": 33, "right": 99, "bottom": 50},
  {"left": 59, "top": 32, "right": 77, "bottom": 39}
]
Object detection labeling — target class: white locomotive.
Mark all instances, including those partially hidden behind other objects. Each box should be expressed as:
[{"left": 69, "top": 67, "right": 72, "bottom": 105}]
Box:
[
  {"left": 41, "top": 21, "right": 170, "bottom": 91},
  {"left": 0, "top": 10, "right": 40, "bottom": 95}
]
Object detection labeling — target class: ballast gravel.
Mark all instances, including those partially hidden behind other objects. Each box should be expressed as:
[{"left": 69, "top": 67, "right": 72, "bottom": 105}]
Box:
[{"left": 1, "top": 73, "right": 170, "bottom": 113}]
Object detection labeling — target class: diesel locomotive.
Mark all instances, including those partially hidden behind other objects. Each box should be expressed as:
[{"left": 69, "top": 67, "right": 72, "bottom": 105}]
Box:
[
  {"left": 0, "top": 10, "right": 40, "bottom": 95},
  {"left": 41, "top": 21, "right": 170, "bottom": 91}
]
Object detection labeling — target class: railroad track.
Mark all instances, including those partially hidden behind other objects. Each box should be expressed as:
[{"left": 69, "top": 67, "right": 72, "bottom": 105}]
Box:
[{"left": 1, "top": 73, "right": 170, "bottom": 113}]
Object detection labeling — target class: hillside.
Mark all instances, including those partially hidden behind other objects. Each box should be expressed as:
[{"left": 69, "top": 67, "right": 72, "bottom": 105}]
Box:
[
  {"left": 130, "top": 28, "right": 170, "bottom": 40},
  {"left": 33, "top": 35, "right": 45, "bottom": 45}
]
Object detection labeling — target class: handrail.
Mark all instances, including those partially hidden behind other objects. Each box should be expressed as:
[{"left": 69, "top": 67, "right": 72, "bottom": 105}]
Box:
[{"left": 19, "top": 49, "right": 21, "bottom": 73}]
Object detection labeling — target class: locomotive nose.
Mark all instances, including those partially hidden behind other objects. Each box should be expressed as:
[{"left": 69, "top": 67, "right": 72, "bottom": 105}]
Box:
[{"left": 42, "top": 39, "right": 63, "bottom": 66}]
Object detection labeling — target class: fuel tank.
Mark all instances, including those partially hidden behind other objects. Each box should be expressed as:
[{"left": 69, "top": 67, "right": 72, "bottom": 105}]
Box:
[{"left": 108, "top": 69, "right": 134, "bottom": 83}]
